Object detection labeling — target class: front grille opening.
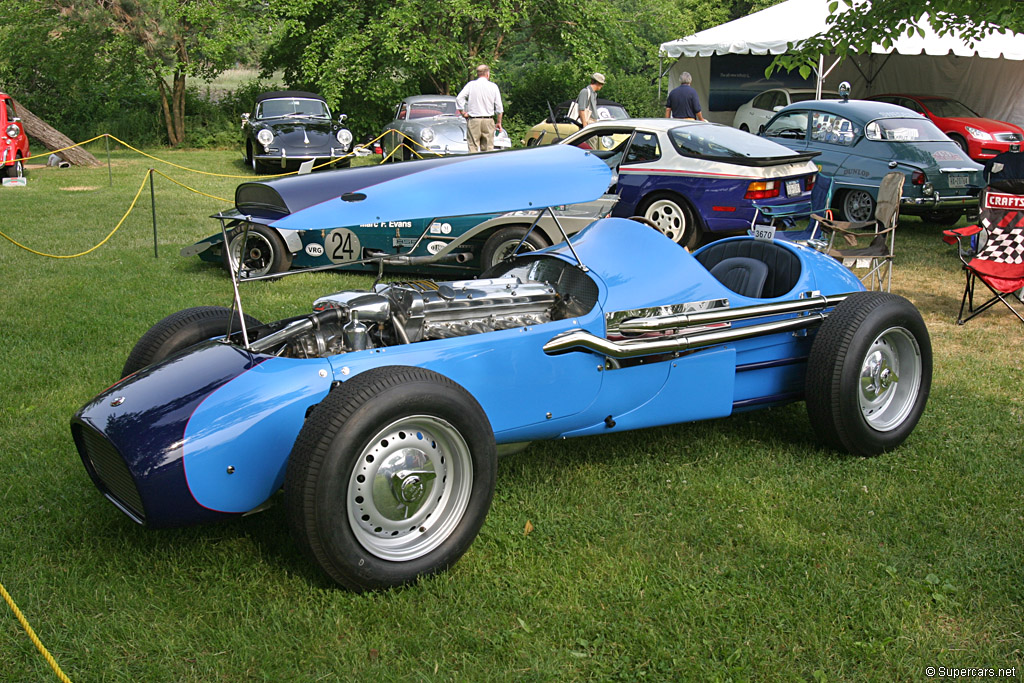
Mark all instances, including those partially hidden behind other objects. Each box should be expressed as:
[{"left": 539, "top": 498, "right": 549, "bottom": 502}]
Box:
[{"left": 73, "top": 424, "right": 146, "bottom": 523}]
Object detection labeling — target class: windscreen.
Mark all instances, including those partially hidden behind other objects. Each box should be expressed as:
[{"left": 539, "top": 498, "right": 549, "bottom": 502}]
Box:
[
  {"left": 864, "top": 117, "right": 950, "bottom": 142},
  {"left": 669, "top": 124, "right": 803, "bottom": 161}
]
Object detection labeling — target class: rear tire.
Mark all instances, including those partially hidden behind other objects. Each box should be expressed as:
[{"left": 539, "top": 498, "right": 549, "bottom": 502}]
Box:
[
  {"left": 637, "top": 193, "right": 701, "bottom": 250},
  {"left": 5, "top": 155, "right": 24, "bottom": 178},
  {"left": 481, "top": 226, "right": 548, "bottom": 269},
  {"left": 805, "top": 292, "right": 931, "bottom": 456},
  {"left": 122, "top": 306, "right": 263, "bottom": 378},
  {"left": 839, "top": 189, "right": 876, "bottom": 222},
  {"left": 223, "top": 223, "right": 293, "bottom": 277},
  {"left": 285, "top": 366, "right": 496, "bottom": 591}
]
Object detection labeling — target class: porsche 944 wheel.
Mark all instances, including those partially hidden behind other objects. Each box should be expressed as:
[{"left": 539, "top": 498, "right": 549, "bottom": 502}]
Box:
[
  {"left": 481, "top": 227, "right": 547, "bottom": 269},
  {"left": 637, "top": 194, "right": 701, "bottom": 250},
  {"left": 285, "top": 366, "right": 496, "bottom": 591},
  {"left": 805, "top": 292, "right": 931, "bottom": 456},
  {"left": 121, "top": 306, "right": 263, "bottom": 378},
  {"left": 224, "top": 224, "right": 293, "bottom": 277}
]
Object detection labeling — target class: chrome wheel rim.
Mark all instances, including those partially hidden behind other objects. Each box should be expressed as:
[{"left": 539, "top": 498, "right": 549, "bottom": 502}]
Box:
[
  {"left": 347, "top": 415, "right": 473, "bottom": 561},
  {"left": 490, "top": 238, "right": 536, "bottom": 266},
  {"left": 644, "top": 199, "right": 688, "bottom": 244},
  {"left": 844, "top": 190, "right": 874, "bottom": 222},
  {"left": 859, "top": 326, "right": 922, "bottom": 431},
  {"left": 227, "top": 230, "right": 274, "bottom": 276}
]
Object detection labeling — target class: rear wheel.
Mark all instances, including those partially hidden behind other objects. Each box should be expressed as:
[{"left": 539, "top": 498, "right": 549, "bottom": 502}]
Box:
[
  {"left": 805, "top": 292, "right": 931, "bottom": 456},
  {"left": 122, "top": 306, "right": 263, "bottom": 378},
  {"left": 285, "top": 366, "right": 496, "bottom": 591},
  {"left": 840, "top": 188, "right": 875, "bottom": 222},
  {"left": 481, "top": 226, "right": 548, "bottom": 269},
  {"left": 223, "top": 223, "right": 293, "bottom": 277},
  {"left": 637, "top": 193, "right": 701, "bottom": 250}
]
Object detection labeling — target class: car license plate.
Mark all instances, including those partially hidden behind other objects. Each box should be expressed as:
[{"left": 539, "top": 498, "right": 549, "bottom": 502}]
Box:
[
  {"left": 786, "top": 180, "right": 801, "bottom": 196},
  {"left": 1012, "top": 144, "right": 1020, "bottom": 153},
  {"left": 948, "top": 173, "right": 968, "bottom": 188}
]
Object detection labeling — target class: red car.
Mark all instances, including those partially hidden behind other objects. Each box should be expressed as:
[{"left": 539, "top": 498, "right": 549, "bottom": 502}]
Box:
[
  {"left": 868, "top": 94, "right": 1022, "bottom": 162},
  {"left": 0, "top": 93, "right": 29, "bottom": 178}
]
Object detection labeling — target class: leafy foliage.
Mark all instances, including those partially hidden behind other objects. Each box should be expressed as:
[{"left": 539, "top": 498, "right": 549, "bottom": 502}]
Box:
[{"left": 770, "top": 0, "right": 1024, "bottom": 78}]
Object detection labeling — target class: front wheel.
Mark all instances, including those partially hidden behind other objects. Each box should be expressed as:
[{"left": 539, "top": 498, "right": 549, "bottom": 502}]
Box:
[
  {"left": 5, "top": 155, "right": 24, "bottom": 178},
  {"left": 840, "top": 189, "right": 876, "bottom": 222},
  {"left": 637, "top": 194, "right": 701, "bottom": 250},
  {"left": 480, "top": 226, "right": 548, "bottom": 270},
  {"left": 805, "top": 292, "right": 932, "bottom": 456},
  {"left": 948, "top": 133, "right": 968, "bottom": 155},
  {"left": 223, "top": 223, "right": 293, "bottom": 277},
  {"left": 121, "top": 306, "right": 263, "bottom": 378},
  {"left": 285, "top": 366, "right": 496, "bottom": 591}
]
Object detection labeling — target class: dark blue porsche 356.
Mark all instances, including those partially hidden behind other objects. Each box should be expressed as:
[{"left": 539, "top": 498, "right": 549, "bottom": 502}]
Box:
[{"left": 72, "top": 146, "right": 932, "bottom": 591}]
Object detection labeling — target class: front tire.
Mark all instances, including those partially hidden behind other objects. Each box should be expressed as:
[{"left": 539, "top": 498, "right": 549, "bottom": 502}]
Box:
[
  {"left": 223, "top": 223, "right": 293, "bottom": 277},
  {"left": 5, "top": 155, "right": 24, "bottom": 178},
  {"left": 121, "top": 306, "right": 263, "bottom": 378},
  {"left": 285, "top": 367, "right": 496, "bottom": 591},
  {"left": 840, "top": 189, "right": 876, "bottom": 222},
  {"left": 637, "top": 193, "right": 701, "bottom": 250},
  {"left": 805, "top": 292, "right": 931, "bottom": 456},
  {"left": 480, "top": 226, "right": 548, "bottom": 269},
  {"left": 948, "top": 133, "right": 968, "bottom": 155}
]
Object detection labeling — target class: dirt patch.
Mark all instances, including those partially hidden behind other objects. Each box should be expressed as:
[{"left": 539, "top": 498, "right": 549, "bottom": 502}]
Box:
[{"left": 60, "top": 186, "right": 100, "bottom": 191}]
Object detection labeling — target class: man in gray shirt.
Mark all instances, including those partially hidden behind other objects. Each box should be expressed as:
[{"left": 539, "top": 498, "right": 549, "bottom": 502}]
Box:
[
  {"left": 576, "top": 73, "right": 605, "bottom": 127},
  {"left": 456, "top": 64, "right": 504, "bottom": 153}
]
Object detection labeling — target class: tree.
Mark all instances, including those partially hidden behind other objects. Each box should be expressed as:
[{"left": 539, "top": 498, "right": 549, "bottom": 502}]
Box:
[
  {"left": 51, "top": 0, "right": 261, "bottom": 145},
  {"left": 770, "top": 0, "right": 1024, "bottom": 79}
]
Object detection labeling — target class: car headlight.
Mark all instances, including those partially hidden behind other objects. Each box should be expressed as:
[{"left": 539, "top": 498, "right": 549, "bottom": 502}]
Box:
[
  {"left": 965, "top": 126, "right": 992, "bottom": 141},
  {"left": 336, "top": 129, "right": 353, "bottom": 147},
  {"left": 256, "top": 129, "right": 274, "bottom": 146},
  {"left": 5, "top": 124, "right": 19, "bottom": 138},
  {"left": 420, "top": 128, "right": 435, "bottom": 144}
]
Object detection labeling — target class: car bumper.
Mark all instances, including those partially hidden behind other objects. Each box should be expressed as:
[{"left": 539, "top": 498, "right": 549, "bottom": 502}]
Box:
[
  {"left": 256, "top": 149, "right": 352, "bottom": 168},
  {"left": 968, "top": 139, "right": 1022, "bottom": 160},
  {"left": 900, "top": 192, "right": 980, "bottom": 213}
]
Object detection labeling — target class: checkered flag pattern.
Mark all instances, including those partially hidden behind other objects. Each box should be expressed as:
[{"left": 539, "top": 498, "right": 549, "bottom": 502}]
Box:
[{"left": 978, "top": 209, "right": 1024, "bottom": 265}]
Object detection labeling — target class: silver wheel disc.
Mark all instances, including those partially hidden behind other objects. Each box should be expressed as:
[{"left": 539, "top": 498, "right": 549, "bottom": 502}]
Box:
[
  {"left": 227, "top": 230, "right": 274, "bottom": 276},
  {"left": 858, "top": 326, "right": 922, "bottom": 431},
  {"left": 644, "top": 199, "right": 687, "bottom": 243},
  {"left": 491, "top": 238, "right": 536, "bottom": 266},
  {"left": 347, "top": 415, "right": 473, "bottom": 561},
  {"left": 844, "top": 190, "right": 874, "bottom": 222}
]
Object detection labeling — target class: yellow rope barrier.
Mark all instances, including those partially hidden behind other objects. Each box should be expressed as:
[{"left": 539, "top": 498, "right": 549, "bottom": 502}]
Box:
[
  {"left": 0, "top": 580, "right": 73, "bottom": 683},
  {"left": 0, "top": 170, "right": 151, "bottom": 258},
  {"left": 149, "top": 168, "right": 231, "bottom": 203}
]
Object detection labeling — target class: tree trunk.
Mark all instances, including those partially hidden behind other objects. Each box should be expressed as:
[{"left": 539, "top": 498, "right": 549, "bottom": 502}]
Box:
[{"left": 11, "top": 99, "right": 100, "bottom": 167}]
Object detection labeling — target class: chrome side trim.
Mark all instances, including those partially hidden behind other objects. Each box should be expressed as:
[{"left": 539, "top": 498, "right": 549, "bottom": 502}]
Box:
[
  {"left": 543, "top": 314, "right": 826, "bottom": 359},
  {"left": 616, "top": 293, "right": 851, "bottom": 333}
]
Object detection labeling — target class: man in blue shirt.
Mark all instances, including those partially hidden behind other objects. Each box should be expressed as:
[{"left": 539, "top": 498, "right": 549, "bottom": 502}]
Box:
[{"left": 665, "top": 71, "right": 705, "bottom": 120}]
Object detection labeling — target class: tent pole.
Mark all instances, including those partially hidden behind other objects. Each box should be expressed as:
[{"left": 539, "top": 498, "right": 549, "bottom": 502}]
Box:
[
  {"left": 658, "top": 55, "right": 663, "bottom": 103},
  {"left": 817, "top": 54, "right": 823, "bottom": 98}
]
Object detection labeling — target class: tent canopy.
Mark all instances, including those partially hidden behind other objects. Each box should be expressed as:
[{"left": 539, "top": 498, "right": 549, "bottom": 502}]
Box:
[{"left": 659, "top": 0, "right": 1024, "bottom": 126}]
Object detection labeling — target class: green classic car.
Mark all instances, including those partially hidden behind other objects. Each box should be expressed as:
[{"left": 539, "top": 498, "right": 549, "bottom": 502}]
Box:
[{"left": 761, "top": 96, "right": 984, "bottom": 225}]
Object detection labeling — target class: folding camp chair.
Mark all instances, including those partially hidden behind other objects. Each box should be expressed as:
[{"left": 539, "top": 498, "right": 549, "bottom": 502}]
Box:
[
  {"left": 942, "top": 188, "right": 1024, "bottom": 325},
  {"left": 749, "top": 174, "right": 835, "bottom": 244},
  {"left": 814, "top": 171, "right": 905, "bottom": 292}
]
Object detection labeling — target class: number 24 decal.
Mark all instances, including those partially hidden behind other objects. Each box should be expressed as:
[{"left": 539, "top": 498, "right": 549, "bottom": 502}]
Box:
[{"left": 326, "top": 228, "right": 362, "bottom": 264}]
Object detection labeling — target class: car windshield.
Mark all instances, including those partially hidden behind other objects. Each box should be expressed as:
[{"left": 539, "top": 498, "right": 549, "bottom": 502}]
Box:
[
  {"left": 595, "top": 105, "right": 629, "bottom": 121},
  {"left": 670, "top": 124, "right": 800, "bottom": 160},
  {"left": 864, "top": 117, "right": 950, "bottom": 142},
  {"left": 921, "top": 98, "right": 979, "bottom": 119},
  {"left": 407, "top": 101, "right": 458, "bottom": 118},
  {"left": 259, "top": 98, "right": 330, "bottom": 119}
]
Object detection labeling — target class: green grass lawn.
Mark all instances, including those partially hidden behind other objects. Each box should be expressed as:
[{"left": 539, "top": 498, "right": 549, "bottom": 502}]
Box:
[{"left": 1, "top": 145, "right": 1022, "bottom": 681}]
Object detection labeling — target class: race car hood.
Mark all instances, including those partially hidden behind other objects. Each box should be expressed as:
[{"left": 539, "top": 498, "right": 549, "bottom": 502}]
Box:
[{"left": 232, "top": 145, "right": 612, "bottom": 225}]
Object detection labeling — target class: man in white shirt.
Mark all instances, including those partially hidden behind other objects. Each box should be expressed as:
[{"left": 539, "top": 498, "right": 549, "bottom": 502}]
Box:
[{"left": 456, "top": 64, "right": 504, "bottom": 153}]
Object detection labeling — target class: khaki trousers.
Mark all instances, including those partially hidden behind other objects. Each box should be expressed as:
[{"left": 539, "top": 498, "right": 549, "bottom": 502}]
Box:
[{"left": 467, "top": 117, "right": 495, "bottom": 153}]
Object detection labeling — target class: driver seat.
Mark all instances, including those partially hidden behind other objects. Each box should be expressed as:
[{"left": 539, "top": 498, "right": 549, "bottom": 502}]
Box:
[{"left": 709, "top": 257, "right": 769, "bottom": 298}]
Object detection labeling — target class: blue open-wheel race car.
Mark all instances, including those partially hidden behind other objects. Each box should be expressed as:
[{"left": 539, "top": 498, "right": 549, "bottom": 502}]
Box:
[{"left": 71, "top": 145, "right": 932, "bottom": 591}]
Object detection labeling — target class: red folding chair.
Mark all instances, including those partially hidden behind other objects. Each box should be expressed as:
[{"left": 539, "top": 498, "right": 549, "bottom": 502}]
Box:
[{"left": 943, "top": 188, "right": 1024, "bottom": 325}]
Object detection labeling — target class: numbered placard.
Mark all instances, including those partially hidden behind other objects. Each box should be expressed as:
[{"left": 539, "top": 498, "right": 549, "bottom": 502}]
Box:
[{"left": 325, "top": 228, "right": 362, "bottom": 264}]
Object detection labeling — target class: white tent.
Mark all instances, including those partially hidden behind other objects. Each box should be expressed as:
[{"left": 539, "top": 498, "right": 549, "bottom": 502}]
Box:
[{"left": 659, "top": 0, "right": 1024, "bottom": 126}]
